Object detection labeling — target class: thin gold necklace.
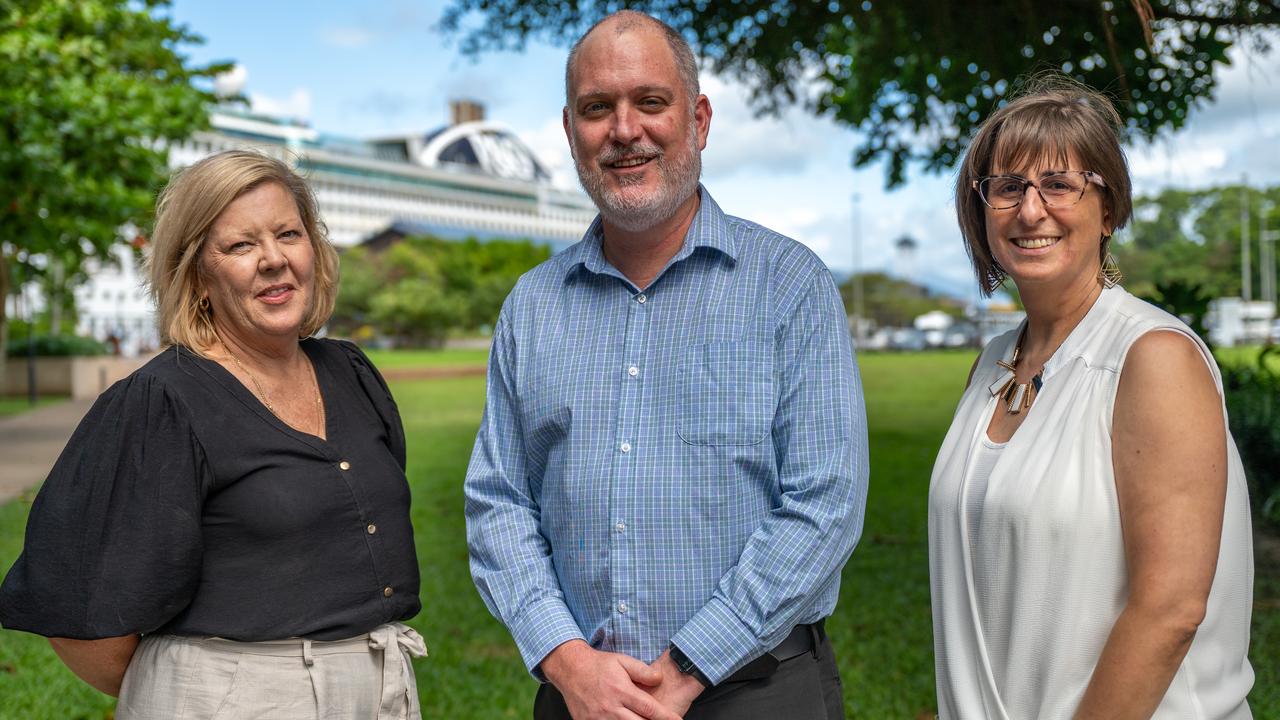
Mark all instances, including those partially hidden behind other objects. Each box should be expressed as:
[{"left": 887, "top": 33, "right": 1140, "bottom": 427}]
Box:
[
  {"left": 224, "top": 344, "right": 325, "bottom": 435},
  {"left": 989, "top": 328, "right": 1044, "bottom": 415}
]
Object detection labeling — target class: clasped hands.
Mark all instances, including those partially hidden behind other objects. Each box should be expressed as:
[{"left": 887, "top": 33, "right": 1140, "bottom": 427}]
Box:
[{"left": 541, "top": 640, "right": 707, "bottom": 720}]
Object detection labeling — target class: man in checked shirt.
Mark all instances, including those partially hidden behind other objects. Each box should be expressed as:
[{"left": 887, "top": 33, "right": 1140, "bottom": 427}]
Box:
[{"left": 464, "top": 10, "right": 869, "bottom": 720}]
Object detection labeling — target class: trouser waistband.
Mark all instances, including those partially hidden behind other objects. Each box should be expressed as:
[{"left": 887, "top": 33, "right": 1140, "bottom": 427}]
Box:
[
  {"left": 193, "top": 622, "right": 428, "bottom": 664},
  {"left": 197, "top": 634, "right": 372, "bottom": 657},
  {"left": 722, "top": 620, "right": 826, "bottom": 684}
]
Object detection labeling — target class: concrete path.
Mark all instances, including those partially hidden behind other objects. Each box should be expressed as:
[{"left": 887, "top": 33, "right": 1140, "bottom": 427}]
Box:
[
  {"left": 0, "top": 398, "right": 95, "bottom": 504},
  {"left": 0, "top": 360, "right": 484, "bottom": 506}
]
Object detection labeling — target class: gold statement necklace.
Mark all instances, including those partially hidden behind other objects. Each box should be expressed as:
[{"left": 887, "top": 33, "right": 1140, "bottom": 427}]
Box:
[
  {"left": 225, "top": 345, "right": 325, "bottom": 436},
  {"left": 989, "top": 328, "right": 1044, "bottom": 415}
]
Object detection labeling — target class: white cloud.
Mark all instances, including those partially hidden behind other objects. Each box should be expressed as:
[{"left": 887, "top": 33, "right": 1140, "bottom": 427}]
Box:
[
  {"left": 1129, "top": 39, "right": 1280, "bottom": 192},
  {"left": 250, "top": 88, "right": 314, "bottom": 122},
  {"left": 1129, "top": 144, "right": 1230, "bottom": 187},
  {"left": 516, "top": 117, "right": 578, "bottom": 191},
  {"left": 699, "top": 74, "right": 836, "bottom": 181},
  {"left": 320, "top": 26, "right": 374, "bottom": 49},
  {"left": 750, "top": 206, "right": 834, "bottom": 255},
  {"left": 1187, "top": 44, "right": 1280, "bottom": 133},
  {"left": 213, "top": 64, "right": 247, "bottom": 98}
]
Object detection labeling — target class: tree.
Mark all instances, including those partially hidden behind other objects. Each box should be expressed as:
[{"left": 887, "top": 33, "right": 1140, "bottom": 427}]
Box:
[
  {"left": 331, "top": 236, "right": 551, "bottom": 347},
  {"left": 0, "top": 0, "right": 230, "bottom": 362},
  {"left": 1115, "top": 183, "right": 1280, "bottom": 329},
  {"left": 435, "top": 237, "right": 554, "bottom": 329},
  {"left": 441, "top": 0, "right": 1277, "bottom": 186},
  {"left": 837, "top": 271, "right": 964, "bottom": 328},
  {"left": 334, "top": 242, "right": 466, "bottom": 348}
]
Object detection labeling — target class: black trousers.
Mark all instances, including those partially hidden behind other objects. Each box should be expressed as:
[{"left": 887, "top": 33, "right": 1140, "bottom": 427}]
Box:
[{"left": 533, "top": 633, "right": 845, "bottom": 720}]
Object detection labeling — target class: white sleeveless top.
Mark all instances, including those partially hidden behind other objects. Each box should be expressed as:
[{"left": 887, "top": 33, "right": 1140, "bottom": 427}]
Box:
[{"left": 929, "top": 287, "right": 1254, "bottom": 719}]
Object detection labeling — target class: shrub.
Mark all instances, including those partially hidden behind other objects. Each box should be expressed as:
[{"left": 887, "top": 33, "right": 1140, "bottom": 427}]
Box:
[
  {"left": 1221, "top": 346, "right": 1280, "bottom": 528},
  {"left": 5, "top": 334, "right": 109, "bottom": 358}
]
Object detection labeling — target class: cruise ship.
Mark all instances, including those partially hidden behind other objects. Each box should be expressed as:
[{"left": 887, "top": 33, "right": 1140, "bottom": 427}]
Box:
[{"left": 72, "top": 101, "right": 598, "bottom": 355}]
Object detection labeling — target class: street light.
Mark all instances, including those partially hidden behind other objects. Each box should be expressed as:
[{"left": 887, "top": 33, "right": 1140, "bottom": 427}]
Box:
[
  {"left": 1261, "top": 201, "right": 1279, "bottom": 310},
  {"left": 1241, "top": 176, "right": 1252, "bottom": 302},
  {"left": 23, "top": 260, "right": 37, "bottom": 406}
]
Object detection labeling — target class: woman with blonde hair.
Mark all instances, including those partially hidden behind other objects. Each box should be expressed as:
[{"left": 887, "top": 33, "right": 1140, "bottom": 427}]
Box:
[
  {"left": 929, "top": 77, "right": 1254, "bottom": 718},
  {"left": 0, "top": 150, "right": 425, "bottom": 718}
]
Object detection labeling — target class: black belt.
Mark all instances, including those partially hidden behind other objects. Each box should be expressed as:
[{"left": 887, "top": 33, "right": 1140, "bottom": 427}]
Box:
[{"left": 721, "top": 620, "right": 826, "bottom": 684}]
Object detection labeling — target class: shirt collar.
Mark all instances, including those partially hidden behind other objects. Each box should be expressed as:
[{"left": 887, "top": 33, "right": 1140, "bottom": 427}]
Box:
[
  {"left": 564, "top": 184, "right": 738, "bottom": 283},
  {"left": 1000, "top": 285, "right": 1124, "bottom": 380},
  {"left": 1040, "top": 284, "right": 1122, "bottom": 378}
]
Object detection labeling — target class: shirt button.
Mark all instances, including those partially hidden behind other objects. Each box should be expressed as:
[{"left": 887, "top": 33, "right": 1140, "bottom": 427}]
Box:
[
  {"left": 615, "top": 521, "right": 626, "bottom": 533},
  {"left": 383, "top": 586, "right": 394, "bottom": 598},
  {"left": 636, "top": 293, "right": 647, "bottom": 304},
  {"left": 366, "top": 524, "right": 378, "bottom": 535},
  {"left": 620, "top": 441, "right": 631, "bottom": 453},
  {"left": 628, "top": 365, "right": 638, "bottom": 377},
  {"left": 617, "top": 601, "right": 628, "bottom": 614},
  {"left": 339, "top": 460, "right": 351, "bottom": 471}
]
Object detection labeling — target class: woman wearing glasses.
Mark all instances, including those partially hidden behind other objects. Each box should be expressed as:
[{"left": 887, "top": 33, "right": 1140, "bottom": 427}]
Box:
[{"left": 929, "top": 77, "right": 1253, "bottom": 719}]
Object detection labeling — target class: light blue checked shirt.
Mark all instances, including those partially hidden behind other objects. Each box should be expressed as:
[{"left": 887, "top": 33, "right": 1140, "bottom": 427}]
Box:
[{"left": 464, "top": 187, "right": 868, "bottom": 684}]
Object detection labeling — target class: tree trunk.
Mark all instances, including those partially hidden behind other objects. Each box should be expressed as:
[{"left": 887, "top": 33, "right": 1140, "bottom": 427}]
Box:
[
  {"left": 0, "top": 250, "right": 9, "bottom": 383},
  {"left": 49, "top": 259, "right": 63, "bottom": 335}
]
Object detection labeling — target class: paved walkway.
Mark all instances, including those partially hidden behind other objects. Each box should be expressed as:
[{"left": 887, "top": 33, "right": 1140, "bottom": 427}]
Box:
[
  {"left": 0, "top": 364, "right": 480, "bottom": 506},
  {"left": 0, "top": 398, "right": 95, "bottom": 504}
]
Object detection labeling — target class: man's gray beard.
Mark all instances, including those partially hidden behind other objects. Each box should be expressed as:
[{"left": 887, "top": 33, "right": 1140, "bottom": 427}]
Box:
[{"left": 573, "top": 132, "right": 702, "bottom": 233}]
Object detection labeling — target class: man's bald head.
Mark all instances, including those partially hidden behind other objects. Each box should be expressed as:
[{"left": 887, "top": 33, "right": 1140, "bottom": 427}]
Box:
[{"left": 564, "top": 10, "right": 699, "bottom": 108}]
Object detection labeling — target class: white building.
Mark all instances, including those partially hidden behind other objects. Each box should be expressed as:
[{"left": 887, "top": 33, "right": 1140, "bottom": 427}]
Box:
[
  {"left": 1206, "top": 297, "right": 1277, "bottom": 346},
  {"left": 73, "top": 243, "right": 158, "bottom": 357},
  {"left": 73, "top": 101, "right": 598, "bottom": 354}
]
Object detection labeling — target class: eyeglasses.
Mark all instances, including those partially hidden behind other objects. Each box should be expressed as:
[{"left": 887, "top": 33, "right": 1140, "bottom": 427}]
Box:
[{"left": 972, "top": 171, "right": 1107, "bottom": 210}]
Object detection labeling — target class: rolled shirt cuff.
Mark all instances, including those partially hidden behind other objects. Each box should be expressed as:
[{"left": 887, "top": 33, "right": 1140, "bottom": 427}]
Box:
[
  {"left": 510, "top": 595, "right": 586, "bottom": 681},
  {"left": 669, "top": 596, "right": 764, "bottom": 685}
]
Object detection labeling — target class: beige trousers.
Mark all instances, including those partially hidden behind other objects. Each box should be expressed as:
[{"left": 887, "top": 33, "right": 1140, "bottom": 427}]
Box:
[{"left": 116, "top": 622, "right": 427, "bottom": 720}]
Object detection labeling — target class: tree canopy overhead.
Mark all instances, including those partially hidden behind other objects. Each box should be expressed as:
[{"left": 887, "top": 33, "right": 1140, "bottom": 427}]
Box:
[
  {"left": 440, "top": 0, "right": 1278, "bottom": 186},
  {"left": 0, "top": 0, "right": 230, "bottom": 353}
]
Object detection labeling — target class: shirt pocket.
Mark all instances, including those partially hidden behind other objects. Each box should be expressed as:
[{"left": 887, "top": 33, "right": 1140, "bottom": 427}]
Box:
[{"left": 676, "top": 340, "right": 775, "bottom": 446}]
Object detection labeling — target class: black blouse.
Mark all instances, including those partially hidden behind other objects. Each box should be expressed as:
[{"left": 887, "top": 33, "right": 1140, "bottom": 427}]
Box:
[{"left": 0, "top": 339, "right": 421, "bottom": 641}]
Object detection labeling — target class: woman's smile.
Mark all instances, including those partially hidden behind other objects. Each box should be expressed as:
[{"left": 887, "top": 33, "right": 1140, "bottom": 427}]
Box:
[{"left": 1009, "top": 236, "right": 1061, "bottom": 251}]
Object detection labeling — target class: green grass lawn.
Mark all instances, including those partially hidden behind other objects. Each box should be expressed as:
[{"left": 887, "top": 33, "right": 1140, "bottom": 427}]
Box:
[
  {"left": 0, "top": 350, "right": 1276, "bottom": 717},
  {"left": 1216, "top": 344, "right": 1280, "bottom": 371},
  {"left": 0, "top": 397, "right": 64, "bottom": 418},
  {"left": 363, "top": 347, "right": 490, "bottom": 369}
]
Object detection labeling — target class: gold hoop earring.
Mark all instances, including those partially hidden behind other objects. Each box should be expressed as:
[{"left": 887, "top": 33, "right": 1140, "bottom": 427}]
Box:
[
  {"left": 1098, "top": 236, "right": 1122, "bottom": 288},
  {"left": 198, "top": 296, "right": 210, "bottom": 311}
]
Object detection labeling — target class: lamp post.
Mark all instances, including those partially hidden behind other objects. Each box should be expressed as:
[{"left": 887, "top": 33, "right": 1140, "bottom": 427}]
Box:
[
  {"left": 1260, "top": 201, "right": 1278, "bottom": 310},
  {"left": 1241, "top": 177, "right": 1252, "bottom": 302},
  {"left": 24, "top": 261, "right": 36, "bottom": 406}
]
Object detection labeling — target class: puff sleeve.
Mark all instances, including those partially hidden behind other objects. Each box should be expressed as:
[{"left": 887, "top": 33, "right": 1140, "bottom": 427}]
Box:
[
  {"left": 334, "top": 340, "right": 406, "bottom": 471},
  {"left": 0, "top": 371, "right": 207, "bottom": 639}
]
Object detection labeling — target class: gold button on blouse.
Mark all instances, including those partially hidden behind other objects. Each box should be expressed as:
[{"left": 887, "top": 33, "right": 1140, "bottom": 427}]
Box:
[
  {"left": 338, "top": 460, "right": 351, "bottom": 471},
  {"left": 366, "top": 524, "right": 377, "bottom": 535},
  {"left": 383, "top": 586, "right": 393, "bottom": 597}
]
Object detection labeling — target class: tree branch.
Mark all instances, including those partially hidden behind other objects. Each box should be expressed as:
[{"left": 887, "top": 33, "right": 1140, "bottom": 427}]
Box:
[
  {"left": 1100, "top": 0, "right": 1135, "bottom": 109},
  {"left": 1131, "top": 0, "right": 1156, "bottom": 46}
]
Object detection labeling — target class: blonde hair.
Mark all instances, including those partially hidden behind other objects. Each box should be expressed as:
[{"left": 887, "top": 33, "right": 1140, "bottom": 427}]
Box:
[
  {"left": 955, "top": 74, "right": 1133, "bottom": 296},
  {"left": 146, "top": 150, "right": 339, "bottom": 354}
]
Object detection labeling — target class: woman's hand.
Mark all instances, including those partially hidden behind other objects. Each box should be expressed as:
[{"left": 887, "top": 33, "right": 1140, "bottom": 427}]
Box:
[
  {"left": 48, "top": 635, "right": 140, "bottom": 697},
  {"left": 1075, "top": 330, "right": 1228, "bottom": 719}
]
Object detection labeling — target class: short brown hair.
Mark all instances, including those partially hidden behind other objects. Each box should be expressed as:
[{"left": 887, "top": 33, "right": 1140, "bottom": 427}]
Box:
[
  {"left": 146, "top": 150, "right": 339, "bottom": 354},
  {"left": 955, "top": 75, "right": 1133, "bottom": 296}
]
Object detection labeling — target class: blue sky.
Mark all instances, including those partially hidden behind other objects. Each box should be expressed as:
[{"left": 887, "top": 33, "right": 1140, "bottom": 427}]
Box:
[{"left": 168, "top": 0, "right": 1280, "bottom": 303}]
